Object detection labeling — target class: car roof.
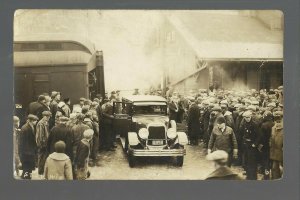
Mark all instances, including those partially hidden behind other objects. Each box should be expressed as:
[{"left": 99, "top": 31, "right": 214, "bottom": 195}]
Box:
[{"left": 122, "top": 95, "right": 167, "bottom": 102}]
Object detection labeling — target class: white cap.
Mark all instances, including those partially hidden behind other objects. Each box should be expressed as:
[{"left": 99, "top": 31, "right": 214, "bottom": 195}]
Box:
[{"left": 206, "top": 150, "right": 228, "bottom": 162}]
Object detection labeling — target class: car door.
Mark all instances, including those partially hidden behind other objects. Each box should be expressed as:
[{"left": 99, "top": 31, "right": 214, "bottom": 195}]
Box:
[{"left": 113, "top": 101, "right": 132, "bottom": 137}]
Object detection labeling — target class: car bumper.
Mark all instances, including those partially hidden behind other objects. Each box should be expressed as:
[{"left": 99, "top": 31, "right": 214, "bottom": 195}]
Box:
[{"left": 129, "top": 148, "right": 186, "bottom": 157}]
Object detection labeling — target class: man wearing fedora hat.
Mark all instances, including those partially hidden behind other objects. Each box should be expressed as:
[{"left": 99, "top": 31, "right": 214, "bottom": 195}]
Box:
[
  {"left": 35, "top": 111, "right": 52, "bottom": 177},
  {"left": 19, "top": 114, "right": 39, "bottom": 179}
]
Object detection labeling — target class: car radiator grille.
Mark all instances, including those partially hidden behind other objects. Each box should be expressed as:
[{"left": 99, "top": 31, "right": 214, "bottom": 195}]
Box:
[{"left": 148, "top": 126, "right": 166, "bottom": 139}]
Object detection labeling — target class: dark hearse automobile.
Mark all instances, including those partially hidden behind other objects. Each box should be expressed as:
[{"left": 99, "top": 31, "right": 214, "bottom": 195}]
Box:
[{"left": 113, "top": 95, "right": 188, "bottom": 167}]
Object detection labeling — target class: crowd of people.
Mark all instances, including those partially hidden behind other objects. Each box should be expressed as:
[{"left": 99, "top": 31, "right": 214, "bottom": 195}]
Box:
[
  {"left": 14, "top": 90, "right": 122, "bottom": 180},
  {"left": 166, "top": 86, "right": 284, "bottom": 180},
  {"left": 13, "top": 85, "right": 284, "bottom": 180}
]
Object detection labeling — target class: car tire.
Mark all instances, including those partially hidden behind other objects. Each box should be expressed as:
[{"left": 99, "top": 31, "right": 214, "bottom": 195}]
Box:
[
  {"left": 176, "top": 156, "right": 184, "bottom": 167},
  {"left": 128, "top": 154, "right": 136, "bottom": 168}
]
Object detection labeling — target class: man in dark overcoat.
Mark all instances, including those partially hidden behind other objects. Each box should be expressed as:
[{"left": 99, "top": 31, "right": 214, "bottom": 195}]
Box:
[
  {"left": 47, "top": 116, "right": 73, "bottom": 161},
  {"left": 187, "top": 101, "right": 201, "bottom": 145},
  {"left": 168, "top": 97, "right": 179, "bottom": 122},
  {"left": 19, "top": 114, "right": 38, "bottom": 179},
  {"left": 239, "top": 111, "right": 261, "bottom": 180},
  {"left": 258, "top": 111, "right": 274, "bottom": 179}
]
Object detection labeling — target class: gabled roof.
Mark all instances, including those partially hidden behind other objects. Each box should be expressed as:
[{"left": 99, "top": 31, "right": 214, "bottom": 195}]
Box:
[{"left": 167, "top": 11, "right": 283, "bottom": 60}]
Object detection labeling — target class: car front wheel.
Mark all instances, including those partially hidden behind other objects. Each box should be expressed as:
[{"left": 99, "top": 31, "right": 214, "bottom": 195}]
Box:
[{"left": 128, "top": 154, "right": 136, "bottom": 168}]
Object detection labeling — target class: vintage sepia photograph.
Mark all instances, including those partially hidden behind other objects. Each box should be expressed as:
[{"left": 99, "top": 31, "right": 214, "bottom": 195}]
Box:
[{"left": 13, "top": 10, "right": 283, "bottom": 180}]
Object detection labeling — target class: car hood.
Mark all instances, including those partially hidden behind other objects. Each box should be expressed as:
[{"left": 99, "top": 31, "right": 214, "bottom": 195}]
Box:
[{"left": 132, "top": 115, "right": 169, "bottom": 127}]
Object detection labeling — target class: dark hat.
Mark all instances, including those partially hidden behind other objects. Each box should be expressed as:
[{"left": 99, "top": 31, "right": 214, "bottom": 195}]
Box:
[
  {"left": 59, "top": 116, "right": 69, "bottom": 122},
  {"left": 216, "top": 117, "right": 226, "bottom": 124},
  {"left": 103, "top": 98, "right": 110, "bottom": 103},
  {"left": 54, "top": 141, "right": 66, "bottom": 153},
  {"left": 116, "top": 90, "right": 120, "bottom": 93},
  {"left": 38, "top": 95, "right": 46, "bottom": 102},
  {"left": 81, "top": 105, "right": 89, "bottom": 114},
  {"left": 111, "top": 91, "right": 116, "bottom": 94},
  {"left": 28, "top": 114, "right": 38, "bottom": 121},
  {"left": 42, "top": 111, "right": 52, "bottom": 116},
  {"left": 63, "top": 98, "right": 70, "bottom": 103}
]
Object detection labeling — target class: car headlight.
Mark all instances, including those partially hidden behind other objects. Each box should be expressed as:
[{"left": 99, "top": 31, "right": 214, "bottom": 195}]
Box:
[
  {"left": 167, "top": 128, "right": 177, "bottom": 139},
  {"left": 138, "top": 128, "right": 149, "bottom": 140}
]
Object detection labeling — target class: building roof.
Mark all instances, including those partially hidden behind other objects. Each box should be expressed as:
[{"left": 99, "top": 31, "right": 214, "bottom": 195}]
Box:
[
  {"left": 167, "top": 11, "right": 283, "bottom": 60},
  {"left": 123, "top": 95, "right": 167, "bottom": 103},
  {"left": 14, "top": 33, "right": 95, "bottom": 54},
  {"left": 14, "top": 51, "right": 92, "bottom": 67}
]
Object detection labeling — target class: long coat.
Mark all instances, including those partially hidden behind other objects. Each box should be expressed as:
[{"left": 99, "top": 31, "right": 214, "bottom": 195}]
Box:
[
  {"left": 71, "top": 123, "right": 90, "bottom": 159},
  {"left": 259, "top": 119, "right": 274, "bottom": 152},
  {"left": 36, "top": 118, "right": 50, "bottom": 149},
  {"left": 187, "top": 103, "right": 201, "bottom": 137},
  {"left": 36, "top": 104, "right": 50, "bottom": 120},
  {"left": 47, "top": 124, "right": 73, "bottom": 160},
  {"left": 168, "top": 102, "right": 178, "bottom": 121},
  {"left": 19, "top": 123, "right": 37, "bottom": 170},
  {"left": 270, "top": 123, "right": 283, "bottom": 162},
  {"left": 205, "top": 166, "right": 244, "bottom": 180},
  {"left": 44, "top": 152, "right": 73, "bottom": 180},
  {"left": 74, "top": 139, "right": 90, "bottom": 180},
  {"left": 208, "top": 126, "right": 238, "bottom": 153}
]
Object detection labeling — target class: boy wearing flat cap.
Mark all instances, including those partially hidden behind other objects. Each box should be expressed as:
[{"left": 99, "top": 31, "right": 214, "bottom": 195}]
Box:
[
  {"left": 74, "top": 129, "right": 94, "bottom": 180},
  {"left": 19, "top": 114, "right": 38, "bottom": 179},
  {"left": 270, "top": 111, "right": 283, "bottom": 179},
  {"left": 35, "top": 111, "right": 52, "bottom": 177}
]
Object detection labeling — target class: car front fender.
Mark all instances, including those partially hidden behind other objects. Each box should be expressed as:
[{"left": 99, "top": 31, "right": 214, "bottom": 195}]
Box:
[
  {"left": 177, "top": 132, "right": 188, "bottom": 145},
  {"left": 128, "top": 132, "right": 140, "bottom": 146}
]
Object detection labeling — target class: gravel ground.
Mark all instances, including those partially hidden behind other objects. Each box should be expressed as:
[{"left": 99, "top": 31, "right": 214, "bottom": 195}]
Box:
[{"left": 14, "top": 141, "right": 246, "bottom": 180}]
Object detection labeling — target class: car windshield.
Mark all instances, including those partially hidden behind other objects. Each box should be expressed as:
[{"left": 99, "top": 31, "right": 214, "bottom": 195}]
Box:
[{"left": 133, "top": 105, "right": 167, "bottom": 115}]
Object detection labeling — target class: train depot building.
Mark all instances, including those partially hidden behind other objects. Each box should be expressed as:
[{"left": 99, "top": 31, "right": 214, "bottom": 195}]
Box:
[{"left": 146, "top": 11, "right": 283, "bottom": 94}]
